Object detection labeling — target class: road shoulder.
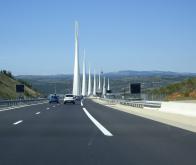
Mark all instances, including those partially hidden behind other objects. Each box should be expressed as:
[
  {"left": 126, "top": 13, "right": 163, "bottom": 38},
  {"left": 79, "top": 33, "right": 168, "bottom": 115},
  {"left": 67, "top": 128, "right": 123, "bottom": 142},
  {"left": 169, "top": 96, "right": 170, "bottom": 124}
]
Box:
[{"left": 91, "top": 98, "right": 196, "bottom": 133}]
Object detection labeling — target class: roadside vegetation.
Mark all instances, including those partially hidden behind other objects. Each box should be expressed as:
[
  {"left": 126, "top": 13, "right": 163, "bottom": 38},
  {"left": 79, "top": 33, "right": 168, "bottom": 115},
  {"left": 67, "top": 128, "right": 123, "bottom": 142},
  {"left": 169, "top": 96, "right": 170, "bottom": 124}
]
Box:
[
  {"left": 0, "top": 70, "right": 41, "bottom": 99},
  {"left": 150, "top": 78, "right": 196, "bottom": 101}
]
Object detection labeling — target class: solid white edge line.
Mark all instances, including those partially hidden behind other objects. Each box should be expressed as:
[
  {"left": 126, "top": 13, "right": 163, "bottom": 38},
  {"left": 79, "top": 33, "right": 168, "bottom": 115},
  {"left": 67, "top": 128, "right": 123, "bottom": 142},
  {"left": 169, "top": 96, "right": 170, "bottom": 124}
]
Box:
[
  {"left": 82, "top": 107, "right": 113, "bottom": 136},
  {"left": 13, "top": 120, "right": 23, "bottom": 125},
  {"left": 35, "top": 112, "right": 40, "bottom": 115}
]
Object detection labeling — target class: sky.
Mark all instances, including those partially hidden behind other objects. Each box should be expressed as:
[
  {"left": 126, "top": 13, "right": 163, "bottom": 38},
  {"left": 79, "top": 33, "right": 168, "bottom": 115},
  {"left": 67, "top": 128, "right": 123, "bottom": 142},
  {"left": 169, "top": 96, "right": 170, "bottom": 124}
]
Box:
[{"left": 0, "top": 0, "right": 196, "bottom": 75}]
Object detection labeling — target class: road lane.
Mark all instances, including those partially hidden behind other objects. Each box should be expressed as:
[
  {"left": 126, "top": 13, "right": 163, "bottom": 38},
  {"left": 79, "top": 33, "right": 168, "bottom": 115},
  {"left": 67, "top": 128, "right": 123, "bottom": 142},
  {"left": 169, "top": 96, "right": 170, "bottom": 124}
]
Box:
[
  {"left": 0, "top": 101, "right": 104, "bottom": 165},
  {"left": 0, "top": 103, "right": 50, "bottom": 128},
  {"left": 83, "top": 99, "right": 196, "bottom": 165},
  {"left": 0, "top": 99, "right": 196, "bottom": 165}
]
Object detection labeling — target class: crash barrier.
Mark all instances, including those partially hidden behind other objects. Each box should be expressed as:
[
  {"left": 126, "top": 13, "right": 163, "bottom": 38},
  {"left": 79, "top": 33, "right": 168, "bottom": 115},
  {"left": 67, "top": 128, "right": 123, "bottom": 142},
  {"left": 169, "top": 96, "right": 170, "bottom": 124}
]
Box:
[
  {"left": 0, "top": 98, "right": 48, "bottom": 109},
  {"left": 160, "top": 102, "right": 196, "bottom": 117},
  {"left": 100, "top": 98, "right": 161, "bottom": 109}
]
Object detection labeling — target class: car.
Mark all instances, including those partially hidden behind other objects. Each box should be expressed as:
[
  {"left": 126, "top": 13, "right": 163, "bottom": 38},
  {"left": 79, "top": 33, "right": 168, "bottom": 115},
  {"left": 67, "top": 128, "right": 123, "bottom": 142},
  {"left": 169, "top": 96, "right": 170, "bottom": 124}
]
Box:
[
  {"left": 64, "top": 94, "right": 75, "bottom": 104},
  {"left": 49, "top": 95, "right": 59, "bottom": 104},
  {"left": 75, "top": 95, "right": 83, "bottom": 101}
]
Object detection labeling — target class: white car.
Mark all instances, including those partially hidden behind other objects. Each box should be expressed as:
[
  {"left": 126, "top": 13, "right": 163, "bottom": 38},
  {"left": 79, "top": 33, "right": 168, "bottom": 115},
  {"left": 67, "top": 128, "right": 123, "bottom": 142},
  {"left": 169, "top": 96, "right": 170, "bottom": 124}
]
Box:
[{"left": 64, "top": 94, "right": 75, "bottom": 104}]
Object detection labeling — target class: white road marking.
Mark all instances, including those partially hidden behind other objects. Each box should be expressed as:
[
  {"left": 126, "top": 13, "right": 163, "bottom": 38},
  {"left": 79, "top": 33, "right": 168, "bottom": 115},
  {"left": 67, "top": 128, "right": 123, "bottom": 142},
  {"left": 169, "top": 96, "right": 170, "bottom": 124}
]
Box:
[
  {"left": 82, "top": 107, "right": 113, "bottom": 136},
  {"left": 81, "top": 101, "right": 83, "bottom": 106},
  {"left": 35, "top": 112, "right": 40, "bottom": 115},
  {"left": 53, "top": 106, "right": 55, "bottom": 108},
  {"left": 46, "top": 107, "right": 50, "bottom": 110},
  {"left": 13, "top": 120, "right": 23, "bottom": 125},
  {"left": 0, "top": 102, "right": 48, "bottom": 112}
]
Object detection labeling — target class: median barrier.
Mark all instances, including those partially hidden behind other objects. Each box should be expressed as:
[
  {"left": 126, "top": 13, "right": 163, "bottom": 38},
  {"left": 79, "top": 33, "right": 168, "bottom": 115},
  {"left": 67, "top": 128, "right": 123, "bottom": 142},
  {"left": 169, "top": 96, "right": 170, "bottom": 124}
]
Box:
[
  {"left": 100, "top": 98, "right": 161, "bottom": 109},
  {"left": 0, "top": 98, "right": 48, "bottom": 109}
]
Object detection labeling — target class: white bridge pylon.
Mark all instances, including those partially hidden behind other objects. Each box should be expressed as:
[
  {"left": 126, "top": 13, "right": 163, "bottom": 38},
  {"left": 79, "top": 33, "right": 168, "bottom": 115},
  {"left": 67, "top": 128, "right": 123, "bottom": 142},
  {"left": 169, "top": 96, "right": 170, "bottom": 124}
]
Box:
[{"left": 72, "top": 21, "right": 110, "bottom": 97}]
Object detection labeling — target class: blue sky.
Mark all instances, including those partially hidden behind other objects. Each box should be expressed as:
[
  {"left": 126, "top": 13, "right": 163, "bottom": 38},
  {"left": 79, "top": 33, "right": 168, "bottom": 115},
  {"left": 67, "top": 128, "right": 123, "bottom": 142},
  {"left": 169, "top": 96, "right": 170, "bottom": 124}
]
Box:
[{"left": 0, "top": 0, "right": 196, "bottom": 75}]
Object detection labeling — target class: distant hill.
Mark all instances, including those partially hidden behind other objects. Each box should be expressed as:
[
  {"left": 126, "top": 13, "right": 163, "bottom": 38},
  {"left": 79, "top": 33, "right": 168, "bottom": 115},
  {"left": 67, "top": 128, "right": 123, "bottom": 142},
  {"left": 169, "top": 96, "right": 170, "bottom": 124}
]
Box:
[
  {"left": 16, "top": 70, "right": 196, "bottom": 96},
  {"left": 105, "top": 70, "right": 196, "bottom": 77},
  {"left": 150, "top": 78, "right": 196, "bottom": 101},
  {"left": 16, "top": 75, "right": 73, "bottom": 96},
  {"left": 0, "top": 71, "right": 40, "bottom": 99}
]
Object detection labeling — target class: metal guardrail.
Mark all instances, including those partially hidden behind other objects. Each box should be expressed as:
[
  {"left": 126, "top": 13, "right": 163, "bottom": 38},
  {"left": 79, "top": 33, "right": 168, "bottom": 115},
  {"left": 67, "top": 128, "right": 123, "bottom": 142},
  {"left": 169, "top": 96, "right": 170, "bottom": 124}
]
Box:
[
  {"left": 0, "top": 98, "right": 48, "bottom": 109},
  {"left": 100, "top": 98, "right": 161, "bottom": 109}
]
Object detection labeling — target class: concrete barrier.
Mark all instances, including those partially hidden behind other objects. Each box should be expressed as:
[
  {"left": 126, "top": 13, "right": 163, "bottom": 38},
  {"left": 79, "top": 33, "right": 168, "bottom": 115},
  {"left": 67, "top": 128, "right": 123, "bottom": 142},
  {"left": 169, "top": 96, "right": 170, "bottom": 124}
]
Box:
[
  {"left": 0, "top": 98, "right": 47, "bottom": 110},
  {"left": 100, "top": 98, "right": 161, "bottom": 109},
  {"left": 160, "top": 102, "right": 196, "bottom": 117}
]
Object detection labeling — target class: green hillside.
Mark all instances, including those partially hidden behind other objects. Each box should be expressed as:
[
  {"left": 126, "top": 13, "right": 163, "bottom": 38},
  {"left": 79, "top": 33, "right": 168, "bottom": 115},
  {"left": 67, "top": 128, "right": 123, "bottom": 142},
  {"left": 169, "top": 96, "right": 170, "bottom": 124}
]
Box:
[
  {"left": 0, "top": 71, "right": 40, "bottom": 99},
  {"left": 150, "top": 78, "right": 196, "bottom": 100}
]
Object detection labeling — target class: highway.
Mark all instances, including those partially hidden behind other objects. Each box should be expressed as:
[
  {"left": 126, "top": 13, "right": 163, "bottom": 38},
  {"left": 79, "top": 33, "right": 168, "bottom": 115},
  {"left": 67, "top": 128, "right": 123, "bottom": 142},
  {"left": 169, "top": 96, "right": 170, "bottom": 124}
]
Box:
[{"left": 0, "top": 99, "right": 196, "bottom": 165}]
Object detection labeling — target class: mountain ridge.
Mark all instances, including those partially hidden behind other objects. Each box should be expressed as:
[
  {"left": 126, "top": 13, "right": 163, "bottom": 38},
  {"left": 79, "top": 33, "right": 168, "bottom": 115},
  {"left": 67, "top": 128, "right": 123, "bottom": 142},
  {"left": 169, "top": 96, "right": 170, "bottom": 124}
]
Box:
[
  {"left": 105, "top": 70, "right": 196, "bottom": 77},
  {"left": 16, "top": 70, "right": 196, "bottom": 77}
]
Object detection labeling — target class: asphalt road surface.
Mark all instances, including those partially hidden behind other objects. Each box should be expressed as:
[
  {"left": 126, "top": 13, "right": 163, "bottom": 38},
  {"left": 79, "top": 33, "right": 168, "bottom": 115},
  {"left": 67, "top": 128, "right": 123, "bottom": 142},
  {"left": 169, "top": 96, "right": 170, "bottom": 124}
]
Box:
[{"left": 0, "top": 99, "right": 196, "bottom": 165}]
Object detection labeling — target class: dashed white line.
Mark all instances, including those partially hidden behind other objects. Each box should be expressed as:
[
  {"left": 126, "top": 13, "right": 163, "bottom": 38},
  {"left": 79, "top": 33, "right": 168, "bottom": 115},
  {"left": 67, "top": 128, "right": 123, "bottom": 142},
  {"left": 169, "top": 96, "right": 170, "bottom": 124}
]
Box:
[
  {"left": 81, "top": 101, "right": 83, "bottom": 106},
  {"left": 13, "top": 120, "right": 23, "bottom": 125},
  {"left": 35, "top": 112, "right": 40, "bottom": 115},
  {"left": 82, "top": 107, "right": 113, "bottom": 136},
  {"left": 53, "top": 106, "right": 55, "bottom": 108},
  {"left": 46, "top": 107, "right": 50, "bottom": 110},
  {"left": 0, "top": 102, "right": 48, "bottom": 112}
]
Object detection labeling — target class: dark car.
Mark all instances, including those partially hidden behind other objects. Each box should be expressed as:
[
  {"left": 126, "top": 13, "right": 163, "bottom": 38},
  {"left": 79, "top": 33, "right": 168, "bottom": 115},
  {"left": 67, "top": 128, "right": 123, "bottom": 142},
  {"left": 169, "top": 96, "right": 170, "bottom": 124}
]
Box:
[{"left": 49, "top": 95, "right": 59, "bottom": 103}]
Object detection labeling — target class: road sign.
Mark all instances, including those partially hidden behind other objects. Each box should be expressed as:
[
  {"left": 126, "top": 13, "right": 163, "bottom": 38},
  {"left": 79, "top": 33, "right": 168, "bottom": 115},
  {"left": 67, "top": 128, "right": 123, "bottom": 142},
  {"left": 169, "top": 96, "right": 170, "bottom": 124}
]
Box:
[
  {"left": 130, "top": 83, "right": 141, "bottom": 94},
  {"left": 106, "top": 90, "right": 112, "bottom": 93},
  {"left": 16, "top": 84, "right": 24, "bottom": 93}
]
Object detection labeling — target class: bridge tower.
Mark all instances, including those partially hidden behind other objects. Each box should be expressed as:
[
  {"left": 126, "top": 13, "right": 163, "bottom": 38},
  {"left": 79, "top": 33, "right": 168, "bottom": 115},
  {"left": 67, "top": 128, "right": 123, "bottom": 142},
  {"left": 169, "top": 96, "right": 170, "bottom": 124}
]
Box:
[{"left": 72, "top": 21, "right": 81, "bottom": 96}]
